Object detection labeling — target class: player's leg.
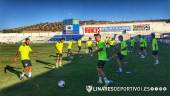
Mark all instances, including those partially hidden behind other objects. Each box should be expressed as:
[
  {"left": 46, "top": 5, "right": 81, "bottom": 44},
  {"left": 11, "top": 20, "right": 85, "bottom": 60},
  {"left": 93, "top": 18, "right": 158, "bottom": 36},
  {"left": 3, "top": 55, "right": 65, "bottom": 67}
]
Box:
[
  {"left": 27, "top": 66, "right": 32, "bottom": 78},
  {"left": 20, "top": 60, "right": 28, "bottom": 80},
  {"left": 78, "top": 46, "right": 81, "bottom": 54},
  {"left": 59, "top": 55, "right": 63, "bottom": 67},
  {"left": 100, "top": 68, "right": 110, "bottom": 86},
  {"left": 96, "top": 60, "right": 104, "bottom": 84},
  {"left": 97, "top": 61, "right": 109, "bottom": 85},
  {"left": 88, "top": 47, "right": 90, "bottom": 55},
  {"left": 140, "top": 47, "right": 145, "bottom": 58},
  {"left": 152, "top": 51, "right": 159, "bottom": 64},
  {"left": 116, "top": 53, "right": 123, "bottom": 72},
  {"left": 68, "top": 49, "right": 71, "bottom": 56},
  {"left": 144, "top": 47, "right": 147, "bottom": 56},
  {"left": 90, "top": 47, "right": 93, "bottom": 56},
  {"left": 20, "top": 67, "right": 26, "bottom": 80},
  {"left": 130, "top": 46, "right": 133, "bottom": 52},
  {"left": 96, "top": 67, "right": 103, "bottom": 84},
  {"left": 27, "top": 60, "right": 32, "bottom": 78},
  {"left": 56, "top": 54, "right": 60, "bottom": 68},
  {"left": 67, "top": 49, "right": 69, "bottom": 56}
]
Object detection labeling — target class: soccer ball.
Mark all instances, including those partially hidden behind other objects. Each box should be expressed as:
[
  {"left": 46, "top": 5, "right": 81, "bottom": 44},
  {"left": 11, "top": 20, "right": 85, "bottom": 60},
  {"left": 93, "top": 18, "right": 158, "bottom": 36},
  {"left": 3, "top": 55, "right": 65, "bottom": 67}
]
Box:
[{"left": 58, "top": 80, "right": 65, "bottom": 88}]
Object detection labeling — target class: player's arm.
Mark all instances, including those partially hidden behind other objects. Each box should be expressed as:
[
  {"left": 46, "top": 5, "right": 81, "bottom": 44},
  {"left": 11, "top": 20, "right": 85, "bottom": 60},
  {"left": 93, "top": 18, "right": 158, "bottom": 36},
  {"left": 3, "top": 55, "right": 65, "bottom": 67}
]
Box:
[
  {"left": 14, "top": 51, "right": 20, "bottom": 62},
  {"left": 96, "top": 48, "right": 103, "bottom": 52},
  {"left": 94, "top": 42, "right": 104, "bottom": 52},
  {"left": 55, "top": 45, "right": 60, "bottom": 52},
  {"left": 121, "top": 46, "right": 127, "bottom": 51},
  {"left": 140, "top": 41, "right": 144, "bottom": 44}
]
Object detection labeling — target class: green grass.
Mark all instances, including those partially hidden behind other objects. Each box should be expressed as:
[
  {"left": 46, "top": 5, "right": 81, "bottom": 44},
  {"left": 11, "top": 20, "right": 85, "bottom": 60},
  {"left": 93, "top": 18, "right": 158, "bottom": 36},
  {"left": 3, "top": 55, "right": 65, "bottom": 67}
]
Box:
[{"left": 0, "top": 43, "right": 170, "bottom": 96}]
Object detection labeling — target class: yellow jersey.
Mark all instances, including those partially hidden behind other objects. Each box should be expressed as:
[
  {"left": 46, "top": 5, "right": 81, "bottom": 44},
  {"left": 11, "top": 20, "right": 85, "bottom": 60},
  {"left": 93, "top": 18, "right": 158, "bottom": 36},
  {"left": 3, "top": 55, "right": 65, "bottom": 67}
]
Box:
[
  {"left": 18, "top": 44, "right": 32, "bottom": 60},
  {"left": 109, "top": 39, "right": 115, "bottom": 46},
  {"left": 67, "top": 40, "right": 73, "bottom": 49},
  {"left": 86, "top": 40, "right": 92, "bottom": 47},
  {"left": 77, "top": 39, "right": 82, "bottom": 46},
  {"left": 55, "top": 42, "right": 64, "bottom": 53}
]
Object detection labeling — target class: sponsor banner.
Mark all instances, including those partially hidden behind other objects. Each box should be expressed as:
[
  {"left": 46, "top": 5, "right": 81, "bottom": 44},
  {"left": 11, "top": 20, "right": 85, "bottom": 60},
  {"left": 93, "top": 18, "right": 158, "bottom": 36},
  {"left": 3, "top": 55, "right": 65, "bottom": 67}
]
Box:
[
  {"left": 133, "top": 24, "right": 150, "bottom": 31},
  {"left": 85, "top": 26, "right": 131, "bottom": 33},
  {"left": 101, "top": 26, "right": 131, "bottom": 32},
  {"left": 85, "top": 27, "right": 101, "bottom": 33}
]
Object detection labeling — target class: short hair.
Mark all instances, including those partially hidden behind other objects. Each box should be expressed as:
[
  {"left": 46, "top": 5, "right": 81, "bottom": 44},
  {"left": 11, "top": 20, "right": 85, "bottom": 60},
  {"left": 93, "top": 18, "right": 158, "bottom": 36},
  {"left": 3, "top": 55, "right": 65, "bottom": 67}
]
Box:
[
  {"left": 25, "top": 38, "right": 30, "bottom": 41},
  {"left": 118, "top": 35, "right": 123, "bottom": 39},
  {"left": 60, "top": 38, "right": 65, "bottom": 41},
  {"left": 94, "top": 34, "right": 101, "bottom": 37},
  {"left": 151, "top": 33, "right": 155, "bottom": 38}
]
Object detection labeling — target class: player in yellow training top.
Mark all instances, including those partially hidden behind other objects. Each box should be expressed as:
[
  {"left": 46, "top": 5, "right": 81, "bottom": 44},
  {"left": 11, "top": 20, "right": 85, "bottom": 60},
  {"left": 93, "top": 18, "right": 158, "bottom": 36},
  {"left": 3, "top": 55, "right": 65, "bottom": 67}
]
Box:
[
  {"left": 67, "top": 38, "right": 73, "bottom": 56},
  {"left": 15, "top": 38, "right": 32, "bottom": 80},
  {"left": 77, "top": 37, "right": 82, "bottom": 55},
  {"left": 55, "top": 38, "right": 65, "bottom": 68},
  {"left": 86, "top": 37, "right": 93, "bottom": 56}
]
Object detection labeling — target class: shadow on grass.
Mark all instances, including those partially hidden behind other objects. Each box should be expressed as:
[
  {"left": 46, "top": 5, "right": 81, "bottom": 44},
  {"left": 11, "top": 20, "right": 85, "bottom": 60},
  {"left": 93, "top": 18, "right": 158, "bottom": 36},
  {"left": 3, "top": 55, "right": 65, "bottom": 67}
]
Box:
[
  {"left": 35, "top": 59, "right": 54, "bottom": 66},
  {"left": 4, "top": 65, "right": 22, "bottom": 78},
  {"left": 0, "top": 52, "right": 93, "bottom": 96}
]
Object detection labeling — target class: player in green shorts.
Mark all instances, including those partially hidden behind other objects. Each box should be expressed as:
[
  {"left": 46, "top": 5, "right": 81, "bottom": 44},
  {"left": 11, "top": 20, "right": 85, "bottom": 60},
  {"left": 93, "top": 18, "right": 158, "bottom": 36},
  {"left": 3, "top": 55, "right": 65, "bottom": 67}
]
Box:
[
  {"left": 94, "top": 34, "right": 111, "bottom": 86},
  {"left": 151, "top": 33, "right": 160, "bottom": 64},
  {"left": 116, "top": 35, "right": 128, "bottom": 72}
]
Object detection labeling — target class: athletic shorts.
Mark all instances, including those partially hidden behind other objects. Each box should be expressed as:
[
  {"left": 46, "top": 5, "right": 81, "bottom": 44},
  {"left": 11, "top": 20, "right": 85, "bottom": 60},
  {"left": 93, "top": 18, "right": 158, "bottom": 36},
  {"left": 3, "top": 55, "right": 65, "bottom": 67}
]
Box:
[
  {"left": 140, "top": 47, "right": 144, "bottom": 51},
  {"left": 56, "top": 53, "right": 62, "bottom": 57},
  {"left": 130, "top": 46, "right": 134, "bottom": 48},
  {"left": 117, "top": 53, "right": 125, "bottom": 60},
  {"left": 110, "top": 45, "right": 116, "bottom": 51},
  {"left": 78, "top": 46, "right": 81, "bottom": 50},
  {"left": 97, "top": 60, "right": 106, "bottom": 68},
  {"left": 68, "top": 49, "right": 71, "bottom": 52},
  {"left": 152, "top": 51, "right": 158, "bottom": 56},
  {"left": 88, "top": 47, "right": 92, "bottom": 50},
  {"left": 21, "top": 60, "right": 32, "bottom": 67}
]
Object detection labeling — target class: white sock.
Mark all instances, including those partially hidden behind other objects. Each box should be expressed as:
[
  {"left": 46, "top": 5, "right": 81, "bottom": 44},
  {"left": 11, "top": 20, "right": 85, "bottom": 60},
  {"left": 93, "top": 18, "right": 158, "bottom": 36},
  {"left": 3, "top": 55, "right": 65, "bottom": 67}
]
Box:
[
  {"left": 103, "top": 77, "right": 109, "bottom": 84},
  {"left": 156, "top": 59, "right": 159, "bottom": 63},
  {"left": 119, "top": 67, "right": 122, "bottom": 72},
  {"left": 28, "top": 72, "right": 32, "bottom": 78},
  {"left": 56, "top": 62, "right": 58, "bottom": 67},
  {"left": 103, "top": 77, "right": 108, "bottom": 81},
  {"left": 21, "top": 72, "right": 25, "bottom": 77},
  {"left": 59, "top": 61, "right": 62, "bottom": 66},
  {"left": 99, "top": 76, "right": 102, "bottom": 81}
]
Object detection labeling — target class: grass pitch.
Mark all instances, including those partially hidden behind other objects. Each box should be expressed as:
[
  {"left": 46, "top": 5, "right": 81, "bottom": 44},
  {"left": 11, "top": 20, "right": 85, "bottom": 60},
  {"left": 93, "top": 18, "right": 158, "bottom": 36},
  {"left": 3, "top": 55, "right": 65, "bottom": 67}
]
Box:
[{"left": 0, "top": 43, "right": 169, "bottom": 96}]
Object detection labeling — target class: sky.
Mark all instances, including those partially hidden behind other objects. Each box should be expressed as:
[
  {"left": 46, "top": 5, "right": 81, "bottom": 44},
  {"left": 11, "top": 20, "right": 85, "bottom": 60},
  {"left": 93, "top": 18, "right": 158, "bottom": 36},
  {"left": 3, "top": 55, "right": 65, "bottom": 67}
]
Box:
[{"left": 0, "top": 0, "right": 170, "bottom": 29}]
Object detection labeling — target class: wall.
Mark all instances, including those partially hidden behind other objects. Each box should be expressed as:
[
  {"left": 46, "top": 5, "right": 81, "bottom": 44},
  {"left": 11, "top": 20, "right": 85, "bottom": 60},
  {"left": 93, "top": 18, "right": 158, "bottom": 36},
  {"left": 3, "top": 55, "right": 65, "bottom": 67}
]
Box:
[{"left": 0, "top": 21, "right": 170, "bottom": 43}]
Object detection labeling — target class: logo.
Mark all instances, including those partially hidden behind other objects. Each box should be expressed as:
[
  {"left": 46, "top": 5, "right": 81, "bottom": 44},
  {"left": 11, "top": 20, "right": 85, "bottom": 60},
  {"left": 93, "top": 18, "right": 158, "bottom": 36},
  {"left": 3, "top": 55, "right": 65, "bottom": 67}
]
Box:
[{"left": 86, "top": 85, "right": 93, "bottom": 93}]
